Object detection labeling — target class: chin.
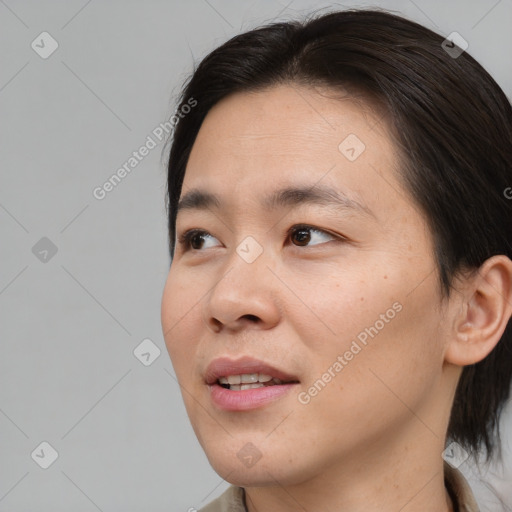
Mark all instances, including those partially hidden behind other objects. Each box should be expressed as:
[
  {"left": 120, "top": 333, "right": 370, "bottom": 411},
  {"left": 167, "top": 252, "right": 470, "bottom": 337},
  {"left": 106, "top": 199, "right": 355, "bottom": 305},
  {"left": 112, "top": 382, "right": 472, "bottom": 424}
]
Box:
[{"left": 203, "top": 443, "right": 313, "bottom": 488}]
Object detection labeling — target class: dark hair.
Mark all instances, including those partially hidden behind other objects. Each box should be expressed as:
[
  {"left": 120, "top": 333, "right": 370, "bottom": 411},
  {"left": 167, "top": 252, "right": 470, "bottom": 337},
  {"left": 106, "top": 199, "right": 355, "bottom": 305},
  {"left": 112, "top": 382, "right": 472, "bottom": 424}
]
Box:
[{"left": 165, "top": 8, "right": 512, "bottom": 462}]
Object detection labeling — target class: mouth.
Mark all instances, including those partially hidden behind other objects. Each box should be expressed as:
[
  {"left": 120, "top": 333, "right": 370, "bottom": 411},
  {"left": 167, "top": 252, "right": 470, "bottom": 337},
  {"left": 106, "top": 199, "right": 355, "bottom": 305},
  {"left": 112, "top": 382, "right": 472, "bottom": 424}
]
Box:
[
  {"left": 216, "top": 373, "right": 294, "bottom": 390},
  {"left": 205, "top": 356, "right": 300, "bottom": 387},
  {"left": 204, "top": 356, "right": 300, "bottom": 411}
]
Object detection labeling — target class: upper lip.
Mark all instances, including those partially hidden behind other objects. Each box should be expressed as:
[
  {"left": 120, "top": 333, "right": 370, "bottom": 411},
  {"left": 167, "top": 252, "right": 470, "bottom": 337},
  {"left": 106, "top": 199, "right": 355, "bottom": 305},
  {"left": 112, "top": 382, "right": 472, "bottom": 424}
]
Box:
[{"left": 204, "top": 356, "right": 300, "bottom": 385}]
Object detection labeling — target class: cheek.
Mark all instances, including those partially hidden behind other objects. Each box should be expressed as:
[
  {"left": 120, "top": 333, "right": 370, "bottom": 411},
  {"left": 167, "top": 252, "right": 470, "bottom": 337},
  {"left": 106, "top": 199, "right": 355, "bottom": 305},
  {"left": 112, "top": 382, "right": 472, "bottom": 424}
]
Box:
[
  {"left": 286, "top": 261, "right": 443, "bottom": 406},
  {"left": 295, "top": 309, "right": 441, "bottom": 455},
  {"left": 278, "top": 260, "right": 394, "bottom": 352},
  {"left": 161, "top": 268, "right": 203, "bottom": 369}
]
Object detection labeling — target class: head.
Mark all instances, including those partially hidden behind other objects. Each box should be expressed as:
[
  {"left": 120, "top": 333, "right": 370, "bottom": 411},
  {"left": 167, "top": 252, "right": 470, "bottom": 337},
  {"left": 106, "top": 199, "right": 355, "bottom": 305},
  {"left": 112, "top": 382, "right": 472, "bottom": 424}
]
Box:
[{"left": 161, "top": 8, "right": 512, "bottom": 484}]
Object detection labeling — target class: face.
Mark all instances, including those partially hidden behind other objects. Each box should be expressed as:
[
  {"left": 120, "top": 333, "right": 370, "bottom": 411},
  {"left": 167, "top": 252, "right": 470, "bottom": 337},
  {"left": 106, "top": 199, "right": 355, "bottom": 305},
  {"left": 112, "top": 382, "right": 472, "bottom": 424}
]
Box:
[{"left": 161, "top": 84, "right": 456, "bottom": 487}]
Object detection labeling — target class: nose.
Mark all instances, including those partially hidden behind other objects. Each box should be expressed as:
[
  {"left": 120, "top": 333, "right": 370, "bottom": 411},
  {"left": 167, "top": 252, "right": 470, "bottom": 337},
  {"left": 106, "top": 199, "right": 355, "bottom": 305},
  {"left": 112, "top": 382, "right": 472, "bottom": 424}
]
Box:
[{"left": 203, "top": 250, "right": 281, "bottom": 333}]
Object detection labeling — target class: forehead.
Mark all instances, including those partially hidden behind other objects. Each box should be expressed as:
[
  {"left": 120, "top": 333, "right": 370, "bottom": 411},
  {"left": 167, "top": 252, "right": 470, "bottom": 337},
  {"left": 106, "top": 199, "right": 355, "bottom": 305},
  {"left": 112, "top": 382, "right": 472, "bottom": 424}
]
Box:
[{"left": 181, "top": 84, "right": 409, "bottom": 222}]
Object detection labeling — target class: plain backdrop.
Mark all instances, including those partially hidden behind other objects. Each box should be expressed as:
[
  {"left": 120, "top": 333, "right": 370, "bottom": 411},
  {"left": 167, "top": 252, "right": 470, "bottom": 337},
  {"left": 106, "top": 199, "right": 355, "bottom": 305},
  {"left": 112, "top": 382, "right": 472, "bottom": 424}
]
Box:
[{"left": 1, "top": 0, "right": 511, "bottom": 510}]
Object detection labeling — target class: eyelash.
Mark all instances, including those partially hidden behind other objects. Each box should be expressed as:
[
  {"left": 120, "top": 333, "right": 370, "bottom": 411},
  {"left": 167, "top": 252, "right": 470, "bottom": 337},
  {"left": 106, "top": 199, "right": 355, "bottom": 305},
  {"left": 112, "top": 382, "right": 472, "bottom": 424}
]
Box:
[{"left": 177, "top": 224, "right": 344, "bottom": 252}]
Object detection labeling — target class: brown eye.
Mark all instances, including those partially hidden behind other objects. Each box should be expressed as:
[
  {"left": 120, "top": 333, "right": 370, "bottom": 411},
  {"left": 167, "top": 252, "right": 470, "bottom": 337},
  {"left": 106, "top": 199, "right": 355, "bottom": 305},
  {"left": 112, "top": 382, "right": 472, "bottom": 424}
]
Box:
[
  {"left": 178, "top": 230, "right": 220, "bottom": 251},
  {"left": 288, "top": 225, "right": 337, "bottom": 247},
  {"left": 189, "top": 232, "right": 206, "bottom": 250},
  {"left": 291, "top": 227, "right": 312, "bottom": 246}
]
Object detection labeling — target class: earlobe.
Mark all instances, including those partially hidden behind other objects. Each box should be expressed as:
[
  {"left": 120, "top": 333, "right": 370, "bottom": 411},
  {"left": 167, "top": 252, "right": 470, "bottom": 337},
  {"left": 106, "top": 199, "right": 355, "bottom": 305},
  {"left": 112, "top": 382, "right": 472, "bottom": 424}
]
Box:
[{"left": 445, "top": 255, "right": 512, "bottom": 367}]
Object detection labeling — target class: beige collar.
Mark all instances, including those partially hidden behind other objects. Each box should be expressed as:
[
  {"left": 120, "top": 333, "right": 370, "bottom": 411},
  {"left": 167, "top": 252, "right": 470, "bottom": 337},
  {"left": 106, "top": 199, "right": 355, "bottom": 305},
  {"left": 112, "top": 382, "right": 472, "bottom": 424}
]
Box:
[{"left": 444, "top": 461, "right": 480, "bottom": 511}]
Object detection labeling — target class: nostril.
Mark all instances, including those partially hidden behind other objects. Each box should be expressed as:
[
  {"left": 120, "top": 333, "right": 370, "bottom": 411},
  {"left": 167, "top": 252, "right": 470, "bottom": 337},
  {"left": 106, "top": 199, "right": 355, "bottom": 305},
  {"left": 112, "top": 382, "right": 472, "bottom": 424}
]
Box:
[
  {"left": 207, "top": 317, "right": 223, "bottom": 333},
  {"left": 206, "top": 313, "right": 262, "bottom": 333}
]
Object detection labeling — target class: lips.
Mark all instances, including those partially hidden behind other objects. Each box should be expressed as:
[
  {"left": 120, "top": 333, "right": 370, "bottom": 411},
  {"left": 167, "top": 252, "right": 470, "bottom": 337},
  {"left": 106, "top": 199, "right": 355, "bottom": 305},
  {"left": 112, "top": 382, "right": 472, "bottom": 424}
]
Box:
[
  {"left": 205, "top": 356, "right": 301, "bottom": 411},
  {"left": 204, "top": 356, "right": 300, "bottom": 386}
]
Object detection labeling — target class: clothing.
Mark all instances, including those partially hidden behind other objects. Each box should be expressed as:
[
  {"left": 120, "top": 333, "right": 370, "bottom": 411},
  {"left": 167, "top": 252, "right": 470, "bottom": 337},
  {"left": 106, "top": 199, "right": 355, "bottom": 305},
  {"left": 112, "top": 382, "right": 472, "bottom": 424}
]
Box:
[
  {"left": 198, "top": 461, "right": 480, "bottom": 511},
  {"left": 444, "top": 462, "right": 480, "bottom": 512}
]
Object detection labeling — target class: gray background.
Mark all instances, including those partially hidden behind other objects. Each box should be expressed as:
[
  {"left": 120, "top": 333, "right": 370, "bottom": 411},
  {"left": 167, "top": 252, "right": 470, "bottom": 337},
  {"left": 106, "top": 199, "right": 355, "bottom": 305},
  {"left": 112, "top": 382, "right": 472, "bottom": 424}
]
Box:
[{"left": 1, "top": 0, "right": 511, "bottom": 510}]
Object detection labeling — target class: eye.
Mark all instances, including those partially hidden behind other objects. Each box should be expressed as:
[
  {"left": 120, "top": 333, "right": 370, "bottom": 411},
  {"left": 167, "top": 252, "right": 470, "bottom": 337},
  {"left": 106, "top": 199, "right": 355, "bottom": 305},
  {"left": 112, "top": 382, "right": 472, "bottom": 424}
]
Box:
[
  {"left": 177, "top": 224, "right": 342, "bottom": 253},
  {"left": 287, "top": 224, "right": 338, "bottom": 247},
  {"left": 178, "top": 229, "right": 220, "bottom": 251}
]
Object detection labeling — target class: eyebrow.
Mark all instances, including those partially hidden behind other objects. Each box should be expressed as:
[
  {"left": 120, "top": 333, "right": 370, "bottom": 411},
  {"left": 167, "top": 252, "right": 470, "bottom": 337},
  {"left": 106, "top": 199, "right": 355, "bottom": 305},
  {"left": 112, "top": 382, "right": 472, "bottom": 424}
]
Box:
[{"left": 176, "top": 185, "right": 376, "bottom": 219}]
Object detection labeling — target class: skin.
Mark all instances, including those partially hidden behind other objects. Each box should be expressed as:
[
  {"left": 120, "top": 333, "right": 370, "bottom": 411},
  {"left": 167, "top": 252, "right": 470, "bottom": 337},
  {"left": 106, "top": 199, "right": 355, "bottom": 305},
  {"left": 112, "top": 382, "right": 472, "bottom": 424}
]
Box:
[{"left": 161, "top": 84, "right": 512, "bottom": 511}]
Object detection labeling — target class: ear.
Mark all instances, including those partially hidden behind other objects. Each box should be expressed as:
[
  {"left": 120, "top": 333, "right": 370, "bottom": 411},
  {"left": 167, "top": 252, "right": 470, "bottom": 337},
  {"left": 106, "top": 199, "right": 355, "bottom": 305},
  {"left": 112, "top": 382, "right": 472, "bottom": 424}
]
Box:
[{"left": 445, "top": 255, "right": 512, "bottom": 366}]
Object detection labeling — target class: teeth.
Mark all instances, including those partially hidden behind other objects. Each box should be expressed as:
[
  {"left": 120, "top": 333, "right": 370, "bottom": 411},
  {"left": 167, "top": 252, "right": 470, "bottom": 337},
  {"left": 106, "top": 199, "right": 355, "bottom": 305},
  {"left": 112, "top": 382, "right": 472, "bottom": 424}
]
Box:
[
  {"left": 216, "top": 371, "right": 293, "bottom": 390},
  {"left": 227, "top": 375, "right": 241, "bottom": 385},
  {"left": 229, "top": 383, "right": 265, "bottom": 391},
  {"left": 241, "top": 383, "right": 265, "bottom": 390},
  {"left": 219, "top": 373, "right": 276, "bottom": 384}
]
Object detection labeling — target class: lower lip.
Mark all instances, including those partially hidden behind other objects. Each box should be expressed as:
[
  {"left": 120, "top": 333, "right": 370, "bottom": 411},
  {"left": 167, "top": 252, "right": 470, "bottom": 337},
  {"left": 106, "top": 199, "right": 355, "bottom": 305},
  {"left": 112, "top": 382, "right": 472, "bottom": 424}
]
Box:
[{"left": 208, "top": 382, "right": 299, "bottom": 411}]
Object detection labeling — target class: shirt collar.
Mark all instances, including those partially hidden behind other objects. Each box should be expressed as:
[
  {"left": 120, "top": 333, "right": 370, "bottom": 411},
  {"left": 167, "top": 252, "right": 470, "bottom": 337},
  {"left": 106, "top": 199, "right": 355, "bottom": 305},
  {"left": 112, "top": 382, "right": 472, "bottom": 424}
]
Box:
[{"left": 444, "top": 461, "right": 480, "bottom": 511}]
